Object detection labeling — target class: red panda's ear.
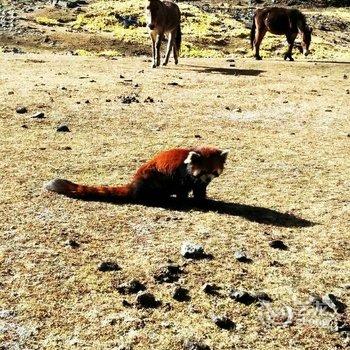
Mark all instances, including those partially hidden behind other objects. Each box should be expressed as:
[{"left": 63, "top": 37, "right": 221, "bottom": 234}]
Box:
[
  {"left": 220, "top": 149, "right": 229, "bottom": 162},
  {"left": 184, "top": 151, "right": 201, "bottom": 164}
]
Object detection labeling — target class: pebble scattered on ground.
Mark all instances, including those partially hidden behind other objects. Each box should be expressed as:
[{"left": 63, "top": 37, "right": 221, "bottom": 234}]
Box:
[
  {"left": 98, "top": 261, "right": 121, "bottom": 272},
  {"left": 212, "top": 315, "right": 236, "bottom": 330},
  {"left": 135, "top": 291, "right": 161, "bottom": 309}
]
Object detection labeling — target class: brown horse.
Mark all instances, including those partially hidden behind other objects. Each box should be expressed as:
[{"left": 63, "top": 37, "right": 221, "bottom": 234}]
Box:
[
  {"left": 251, "top": 7, "right": 312, "bottom": 61},
  {"left": 146, "top": 0, "right": 181, "bottom": 68}
]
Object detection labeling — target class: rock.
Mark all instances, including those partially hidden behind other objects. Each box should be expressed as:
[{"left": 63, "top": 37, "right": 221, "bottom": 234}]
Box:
[
  {"left": 21, "top": 124, "right": 28, "bottom": 129},
  {"left": 234, "top": 250, "right": 252, "bottom": 263},
  {"left": 212, "top": 315, "right": 236, "bottom": 330},
  {"left": 16, "top": 106, "right": 27, "bottom": 114},
  {"left": 115, "top": 279, "right": 146, "bottom": 295},
  {"left": 135, "top": 291, "right": 161, "bottom": 308},
  {"left": 0, "top": 310, "right": 16, "bottom": 319},
  {"left": 98, "top": 261, "right": 121, "bottom": 272},
  {"left": 180, "top": 242, "right": 208, "bottom": 259},
  {"left": 269, "top": 240, "right": 288, "bottom": 250},
  {"left": 65, "top": 239, "right": 80, "bottom": 248},
  {"left": 120, "top": 94, "right": 139, "bottom": 104},
  {"left": 144, "top": 96, "right": 154, "bottom": 103},
  {"left": 56, "top": 124, "right": 70, "bottom": 132},
  {"left": 154, "top": 264, "right": 183, "bottom": 283},
  {"left": 183, "top": 340, "right": 211, "bottom": 350},
  {"left": 332, "top": 320, "right": 350, "bottom": 333},
  {"left": 202, "top": 283, "right": 220, "bottom": 295},
  {"left": 32, "top": 112, "right": 45, "bottom": 119},
  {"left": 229, "top": 289, "right": 256, "bottom": 305},
  {"left": 255, "top": 292, "right": 272, "bottom": 302},
  {"left": 322, "top": 294, "right": 346, "bottom": 313},
  {"left": 122, "top": 299, "right": 132, "bottom": 308},
  {"left": 172, "top": 286, "right": 190, "bottom": 302}
]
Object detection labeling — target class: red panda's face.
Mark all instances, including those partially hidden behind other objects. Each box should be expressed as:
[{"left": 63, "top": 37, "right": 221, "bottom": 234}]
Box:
[{"left": 184, "top": 148, "right": 229, "bottom": 183}]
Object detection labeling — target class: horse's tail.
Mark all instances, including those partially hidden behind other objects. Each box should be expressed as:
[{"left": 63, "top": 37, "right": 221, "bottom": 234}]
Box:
[
  {"left": 176, "top": 24, "right": 182, "bottom": 52},
  {"left": 250, "top": 15, "right": 256, "bottom": 49}
]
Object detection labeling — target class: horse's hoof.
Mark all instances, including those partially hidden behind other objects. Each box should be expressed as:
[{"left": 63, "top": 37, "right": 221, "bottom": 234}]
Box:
[
  {"left": 289, "top": 57, "right": 294, "bottom": 61},
  {"left": 255, "top": 56, "right": 262, "bottom": 61},
  {"left": 174, "top": 60, "right": 178, "bottom": 65},
  {"left": 162, "top": 62, "right": 168, "bottom": 66},
  {"left": 151, "top": 64, "right": 157, "bottom": 68}
]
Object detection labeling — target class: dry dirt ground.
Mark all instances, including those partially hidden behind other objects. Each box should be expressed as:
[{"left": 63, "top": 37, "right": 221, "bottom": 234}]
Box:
[{"left": 0, "top": 52, "right": 350, "bottom": 349}]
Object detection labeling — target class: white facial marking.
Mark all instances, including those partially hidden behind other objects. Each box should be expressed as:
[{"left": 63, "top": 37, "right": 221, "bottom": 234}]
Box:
[
  {"left": 184, "top": 151, "right": 200, "bottom": 164},
  {"left": 193, "top": 169, "right": 201, "bottom": 176}
]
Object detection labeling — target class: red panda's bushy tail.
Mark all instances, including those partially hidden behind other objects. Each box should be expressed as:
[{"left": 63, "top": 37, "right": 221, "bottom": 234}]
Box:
[{"left": 44, "top": 179, "right": 133, "bottom": 201}]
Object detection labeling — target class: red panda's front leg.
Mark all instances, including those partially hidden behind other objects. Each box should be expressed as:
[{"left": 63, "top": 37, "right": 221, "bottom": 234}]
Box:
[{"left": 193, "top": 183, "right": 207, "bottom": 201}]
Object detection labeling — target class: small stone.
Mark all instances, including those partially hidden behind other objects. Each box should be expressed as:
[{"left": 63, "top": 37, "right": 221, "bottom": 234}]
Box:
[
  {"left": 234, "top": 108, "right": 242, "bottom": 113},
  {"left": 120, "top": 75, "right": 125, "bottom": 79},
  {"left": 32, "top": 112, "right": 45, "bottom": 119},
  {"left": 172, "top": 286, "right": 190, "bottom": 302},
  {"left": 122, "top": 299, "right": 132, "bottom": 307},
  {"left": 154, "top": 264, "right": 183, "bottom": 283},
  {"left": 180, "top": 242, "right": 207, "bottom": 259},
  {"left": 168, "top": 82, "right": 179, "bottom": 86},
  {"left": 332, "top": 320, "right": 350, "bottom": 332},
  {"left": 344, "top": 74, "right": 348, "bottom": 79},
  {"left": 8, "top": 91, "right": 14, "bottom": 95},
  {"left": 65, "top": 239, "right": 80, "bottom": 248},
  {"left": 56, "top": 124, "right": 70, "bottom": 132},
  {"left": 234, "top": 250, "right": 252, "bottom": 263},
  {"left": 115, "top": 279, "right": 146, "bottom": 295},
  {"left": 212, "top": 315, "right": 236, "bottom": 330},
  {"left": 269, "top": 240, "right": 288, "bottom": 250},
  {"left": 98, "top": 261, "right": 121, "bottom": 272},
  {"left": 106, "top": 99, "right": 111, "bottom": 102},
  {"left": 62, "top": 146, "right": 72, "bottom": 150},
  {"left": 85, "top": 100, "right": 90, "bottom": 104},
  {"left": 322, "top": 294, "right": 346, "bottom": 313},
  {"left": 229, "top": 290, "right": 256, "bottom": 305},
  {"left": 16, "top": 106, "right": 27, "bottom": 114},
  {"left": 144, "top": 96, "right": 154, "bottom": 103},
  {"left": 135, "top": 291, "right": 161, "bottom": 308},
  {"left": 0, "top": 310, "right": 16, "bottom": 319},
  {"left": 183, "top": 340, "right": 211, "bottom": 350},
  {"left": 202, "top": 283, "right": 220, "bottom": 295},
  {"left": 255, "top": 292, "right": 273, "bottom": 302},
  {"left": 194, "top": 134, "right": 202, "bottom": 139},
  {"left": 21, "top": 124, "right": 28, "bottom": 129}
]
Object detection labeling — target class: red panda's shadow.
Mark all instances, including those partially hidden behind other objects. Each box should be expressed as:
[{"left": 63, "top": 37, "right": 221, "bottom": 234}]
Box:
[{"left": 91, "top": 196, "right": 315, "bottom": 228}]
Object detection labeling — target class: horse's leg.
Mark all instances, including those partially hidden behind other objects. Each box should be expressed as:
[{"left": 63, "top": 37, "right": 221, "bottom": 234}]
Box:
[
  {"left": 163, "top": 32, "right": 174, "bottom": 66},
  {"left": 173, "top": 33, "right": 179, "bottom": 65},
  {"left": 284, "top": 33, "right": 297, "bottom": 61},
  {"left": 156, "top": 33, "right": 163, "bottom": 67},
  {"left": 150, "top": 32, "right": 157, "bottom": 68},
  {"left": 254, "top": 27, "right": 267, "bottom": 60}
]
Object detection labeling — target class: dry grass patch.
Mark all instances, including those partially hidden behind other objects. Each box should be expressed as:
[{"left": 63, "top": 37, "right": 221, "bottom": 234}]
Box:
[{"left": 0, "top": 53, "right": 349, "bottom": 349}]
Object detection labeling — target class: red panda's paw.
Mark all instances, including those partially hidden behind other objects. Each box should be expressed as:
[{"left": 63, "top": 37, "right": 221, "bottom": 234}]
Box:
[{"left": 44, "top": 179, "right": 74, "bottom": 194}]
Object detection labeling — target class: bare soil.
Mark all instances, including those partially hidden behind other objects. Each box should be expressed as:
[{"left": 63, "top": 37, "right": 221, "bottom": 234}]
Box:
[{"left": 0, "top": 52, "right": 349, "bottom": 349}]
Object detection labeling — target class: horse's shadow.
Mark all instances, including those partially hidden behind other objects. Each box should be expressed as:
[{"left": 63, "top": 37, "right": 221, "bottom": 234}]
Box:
[
  {"left": 86, "top": 196, "right": 315, "bottom": 228},
  {"left": 183, "top": 65, "right": 265, "bottom": 76}
]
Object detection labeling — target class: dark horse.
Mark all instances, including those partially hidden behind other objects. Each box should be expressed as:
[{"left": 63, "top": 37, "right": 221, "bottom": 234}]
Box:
[
  {"left": 251, "top": 7, "right": 312, "bottom": 61},
  {"left": 146, "top": 0, "right": 182, "bottom": 68}
]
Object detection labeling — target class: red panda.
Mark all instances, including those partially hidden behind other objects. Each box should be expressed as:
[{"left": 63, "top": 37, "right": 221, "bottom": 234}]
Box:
[{"left": 44, "top": 147, "right": 229, "bottom": 202}]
